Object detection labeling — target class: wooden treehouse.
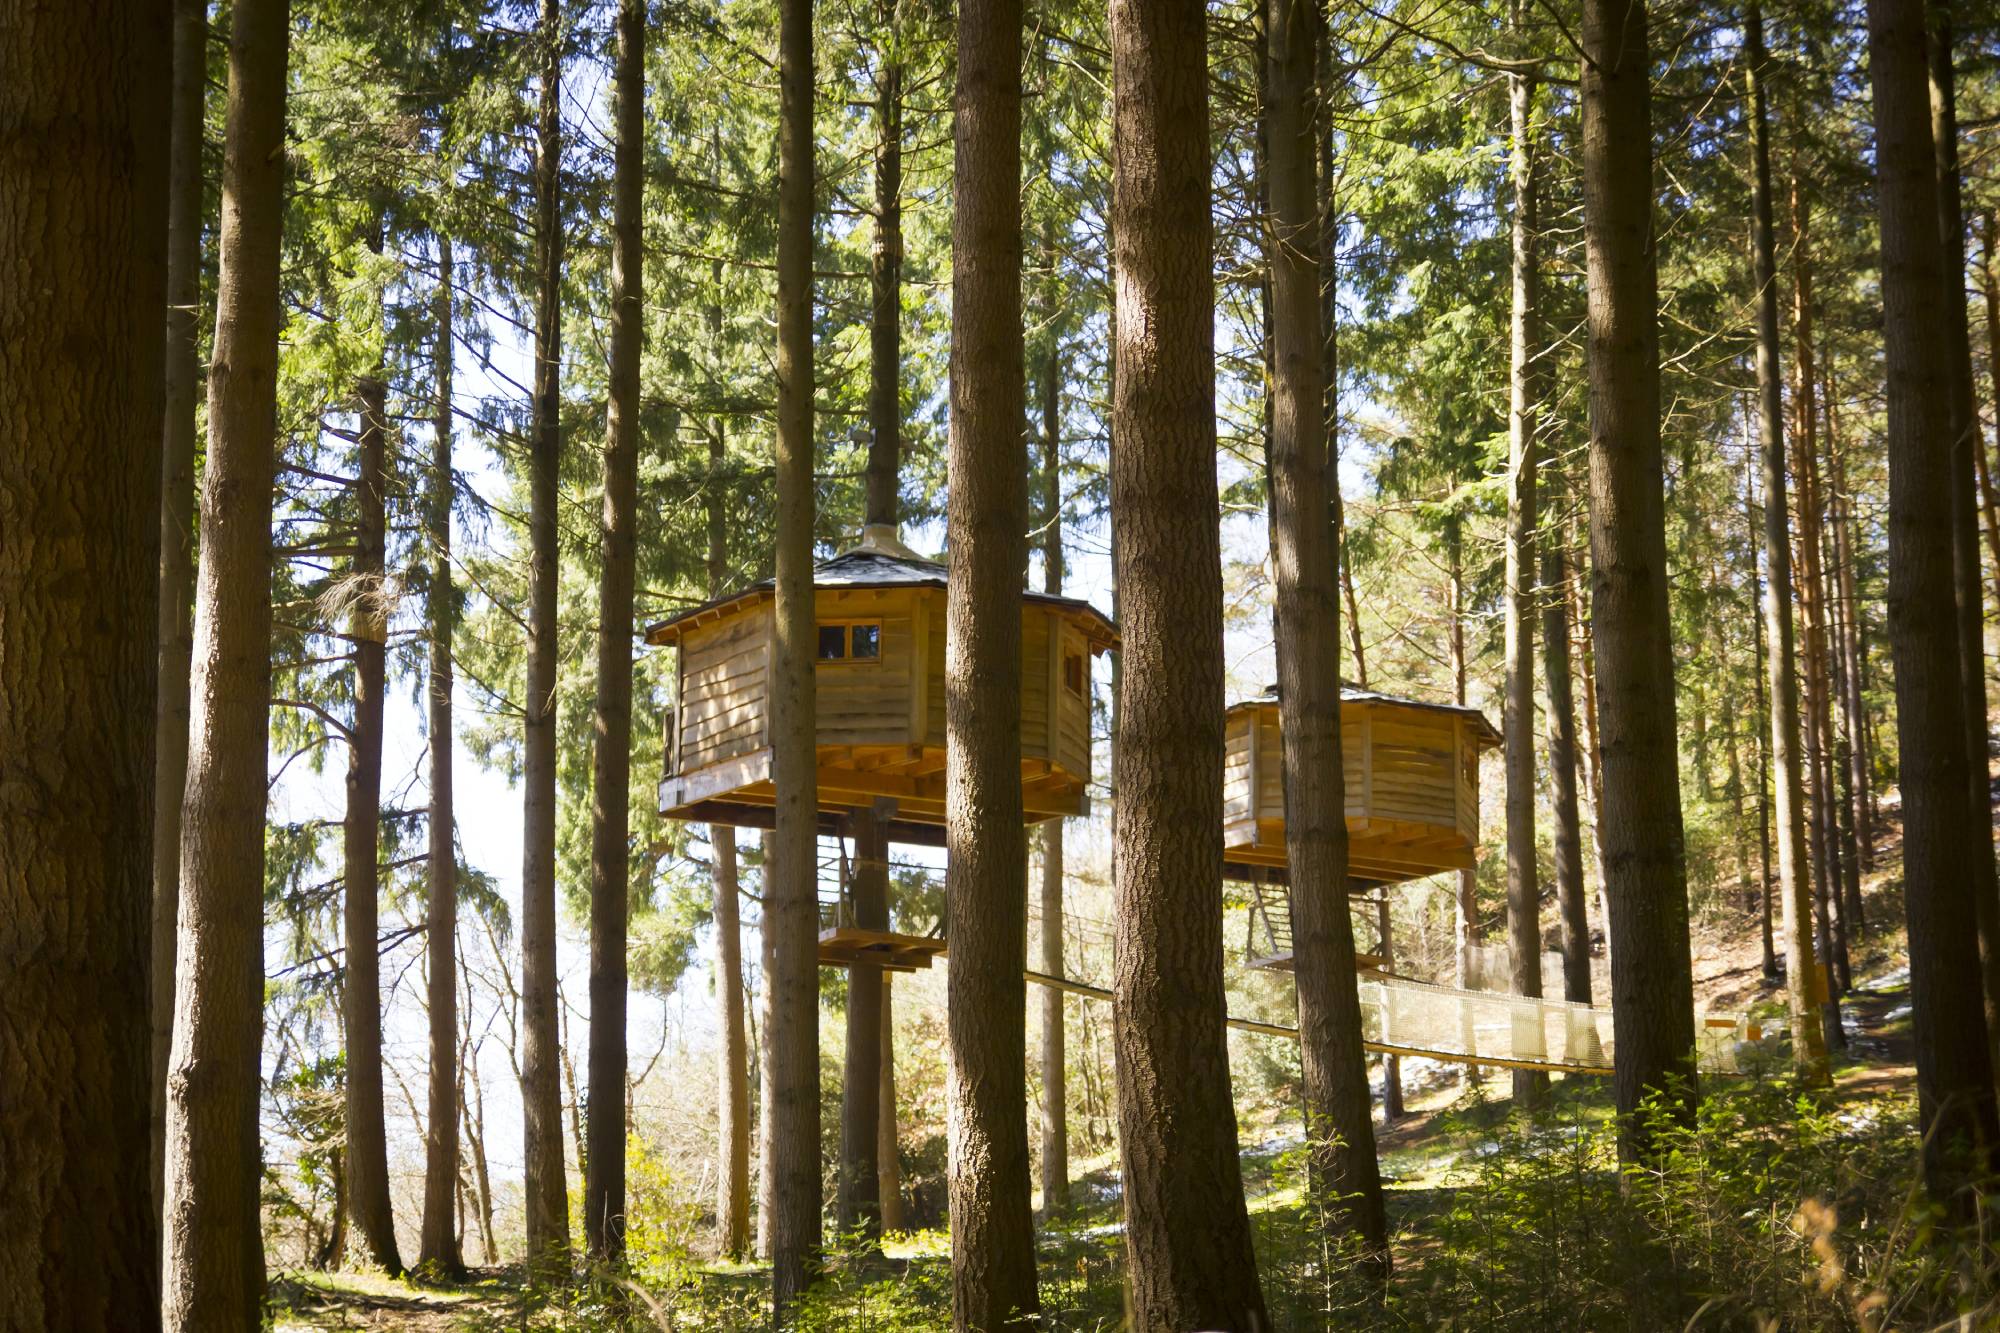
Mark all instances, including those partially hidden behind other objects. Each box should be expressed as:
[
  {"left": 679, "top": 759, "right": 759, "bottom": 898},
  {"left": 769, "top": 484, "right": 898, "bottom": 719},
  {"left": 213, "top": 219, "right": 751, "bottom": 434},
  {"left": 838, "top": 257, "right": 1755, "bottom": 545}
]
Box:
[
  {"left": 647, "top": 525, "right": 1117, "bottom": 970},
  {"left": 1225, "top": 688, "right": 1501, "bottom": 970}
]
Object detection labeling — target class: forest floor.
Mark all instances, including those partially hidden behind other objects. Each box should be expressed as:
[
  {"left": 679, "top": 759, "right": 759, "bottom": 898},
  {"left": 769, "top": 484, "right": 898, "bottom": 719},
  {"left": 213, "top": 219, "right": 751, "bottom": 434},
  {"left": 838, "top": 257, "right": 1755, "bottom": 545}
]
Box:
[{"left": 272, "top": 801, "right": 1937, "bottom": 1330}]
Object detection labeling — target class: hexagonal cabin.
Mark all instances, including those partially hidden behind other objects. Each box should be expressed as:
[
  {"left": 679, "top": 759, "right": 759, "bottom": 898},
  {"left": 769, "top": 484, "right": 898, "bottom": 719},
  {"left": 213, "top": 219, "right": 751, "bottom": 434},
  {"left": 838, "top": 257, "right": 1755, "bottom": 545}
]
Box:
[
  {"left": 647, "top": 526, "right": 1118, "bottom": 849},
  {"left": 1223, "top": 687, "right": 1502, "bottom": 887}
]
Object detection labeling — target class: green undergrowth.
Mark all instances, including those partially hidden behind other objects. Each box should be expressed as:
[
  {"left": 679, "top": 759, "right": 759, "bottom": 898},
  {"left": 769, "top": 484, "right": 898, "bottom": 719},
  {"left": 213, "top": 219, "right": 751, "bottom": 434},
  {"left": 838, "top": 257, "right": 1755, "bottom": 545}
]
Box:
[{"left": 387, "top": 1073, "right": 1997, "bottom": 1332}]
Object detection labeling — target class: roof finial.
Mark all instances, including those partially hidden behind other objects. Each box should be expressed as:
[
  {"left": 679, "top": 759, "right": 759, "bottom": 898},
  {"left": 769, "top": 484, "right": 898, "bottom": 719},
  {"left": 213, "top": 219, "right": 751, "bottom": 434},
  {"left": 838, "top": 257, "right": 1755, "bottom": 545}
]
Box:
[{"left": 857, "top": 523, "right": 924, "bottom": 561}]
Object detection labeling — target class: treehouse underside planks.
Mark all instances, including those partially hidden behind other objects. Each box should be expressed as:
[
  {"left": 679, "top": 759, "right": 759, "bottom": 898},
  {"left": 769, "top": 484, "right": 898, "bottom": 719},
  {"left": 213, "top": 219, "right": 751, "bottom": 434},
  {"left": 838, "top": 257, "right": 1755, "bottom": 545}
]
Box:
[{"left": 659, "top": 742, "right": 1089, "bottom": 843}]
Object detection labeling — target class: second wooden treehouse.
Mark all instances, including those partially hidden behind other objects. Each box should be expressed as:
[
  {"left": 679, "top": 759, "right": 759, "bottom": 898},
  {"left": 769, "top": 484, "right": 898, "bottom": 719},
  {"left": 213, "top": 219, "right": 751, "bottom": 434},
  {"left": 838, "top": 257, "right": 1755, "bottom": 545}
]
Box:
[{"left": 1225, "top": 687, "right": 1501, "bottom": 970}]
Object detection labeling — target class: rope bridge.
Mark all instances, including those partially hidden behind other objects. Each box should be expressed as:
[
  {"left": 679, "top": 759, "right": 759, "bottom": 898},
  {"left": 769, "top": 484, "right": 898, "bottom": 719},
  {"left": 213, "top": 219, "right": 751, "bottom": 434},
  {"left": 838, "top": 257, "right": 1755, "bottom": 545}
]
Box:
[{"left": 1023, "top": 968, "right": 1763, "bottom": 1077}]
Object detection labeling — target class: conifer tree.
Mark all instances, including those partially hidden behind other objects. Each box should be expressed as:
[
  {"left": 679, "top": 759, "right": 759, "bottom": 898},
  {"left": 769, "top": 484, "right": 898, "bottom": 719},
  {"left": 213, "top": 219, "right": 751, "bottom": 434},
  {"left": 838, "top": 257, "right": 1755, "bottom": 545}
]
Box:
[
  {"left": 1865, "top": 0, "right": 2000, "bottom": 1205},
  {"left": 769, "top": 0, "right": 824, "bottom": 1305},
  {"left": 1108, "top": 0, "right": 1270, "bottom": 1320},
  {"left": 2, "top": 2, "right": 169, "bottom": 1323},
  {"left": 165, "top": 0, "right": 292, "bottom": 1319},
  {"left": 945, "top": 0, "right": 1040, "bottom": 1319},
  {"left": 585, "top": 0, "right": 647, "bottom": 1263},
  {"left": 1579, "top": 0, "right": 1697, "bottom": 1145}
]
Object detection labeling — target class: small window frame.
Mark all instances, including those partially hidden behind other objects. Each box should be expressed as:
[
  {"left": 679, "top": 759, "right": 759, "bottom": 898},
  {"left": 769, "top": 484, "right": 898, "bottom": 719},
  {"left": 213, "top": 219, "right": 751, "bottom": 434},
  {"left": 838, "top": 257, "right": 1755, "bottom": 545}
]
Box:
[
  {"left": 1062, "top": 649, "right": 1087, "bottom": 699},
  {"left": 815, "top": 619, "right": 884, "bottom": 666}
]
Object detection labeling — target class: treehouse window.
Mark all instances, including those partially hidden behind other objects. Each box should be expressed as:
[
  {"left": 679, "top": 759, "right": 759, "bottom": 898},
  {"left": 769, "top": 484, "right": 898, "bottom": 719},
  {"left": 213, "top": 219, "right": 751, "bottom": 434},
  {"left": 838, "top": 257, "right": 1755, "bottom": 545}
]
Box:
[
  {"left": 1062, "top": 650, "right": 1086, "bottom": 697},
  {"left": 817, "top": 621, "right": 882, "bottom": 663}
]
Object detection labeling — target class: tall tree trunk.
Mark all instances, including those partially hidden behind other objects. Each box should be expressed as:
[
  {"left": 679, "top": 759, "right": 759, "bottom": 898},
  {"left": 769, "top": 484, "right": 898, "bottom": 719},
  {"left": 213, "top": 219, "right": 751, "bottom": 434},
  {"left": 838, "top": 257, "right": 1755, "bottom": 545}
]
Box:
[
  {"left": 877, "top": 976, "right": 906, "bottom": 1232},
  {"left": 838, "top": 21, "right": 904, "bottom": 1239},
  {"left": 1375, "top": 895, "right": 1404, "bottom": 1117},
  {"left": 837, "top": 812, "right": 885, "bottom": 1241},
  {"left": 1789, "top": 186, "right": 1854, "bottom": 1014},
  {"left": 866, "top": 26, "right": 903, "bottom": 532},
  {"left": 1865, "top": 0, "right": 2000, "bottom": 1204},
  {"left": 344, "top": 235, "right": 403, "bottom": 1276},
  {"left": 1928, "top": 5, "right": 2000, "bottom": 1084},
  {"left": 1543, "top": 490, "right": 1592, "bottom": 1005},
  {"left": 1038, "top": 342, "right": 1071, "bottom": 1215},
  {"left": 1745, "top": 458, "right": 1781, "bottom": 985},
  {"left": 946, "top": 0, "right": 1040, "bottom": 1320},
  {"left": 419, "top": 237, "right": 465, "bottom": 1278},
  {"left": 712, "top": 825, "right": 751, "bottom": 1256},
  {"left": 769, "top": 0, "right": 823, "bottom": 1303},
  {"left": 521, "top": 0, "right": 571, "bottom": 1273},
  {"left": 584, "top": 0, "right": 645, "bottom": 1264},
  {"left": 3, "top": 1, "right": 169, "bottom": 1323},
  {"left": 1744, "top": 3, "right": 1831, "bottom": 1083},
  {"left": 756, "top": 857, "right": 776, "bottom": 1261},
  {"left": 1816, "top": 382, "right": 1869, "bottom": 932},
  {"left": 1580, "top": 0, "right": 1697, "bottom": 1145},
  {"left": 1265, "top": 0, "right": 1387, "bottom": 1257},
  {"left": 1824, "top": 405, "right": 1876, "bottom": 874},
  {"left": 152, "top": 0, "right": 208, "bottom": 1220},
  {"left": 1108, "top": 0, "right": 1271, "bottom": 1321},
  {"left": 1502, "top": 40, "right": 1548, "bottom": 1107},
  {"left": 163, "top": 0, "right": 289, "bottom": 1319},
  {"left": 1980, "top": 212, "right": 2000, "bottom": 635},
  {"left": 703, "top": 135, "right": 754, "bottom": 1265},
  {"left": 1449, "top": 531, "right": 1479, "bottom": 1023}
]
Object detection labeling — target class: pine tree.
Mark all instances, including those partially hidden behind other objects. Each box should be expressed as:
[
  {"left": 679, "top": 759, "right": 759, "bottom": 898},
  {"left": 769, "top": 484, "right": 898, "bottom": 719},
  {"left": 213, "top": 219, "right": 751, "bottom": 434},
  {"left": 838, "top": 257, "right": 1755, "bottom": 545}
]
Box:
[
  {"left": 418, "top": 235, "right": 464, "bottom": 1279},
  {"left": 1501, "top": 10, "right": 1548, "bottom": 1107},
  {"left": 1264, "top": 0, "right": 1386, "bottom": 1259},
  {"left": 1745, "top": 0, "right": 1830, "bottom": 1085},
  {"left": 520, "top": 0, "right": 572, "bottom": 1273},
  {"left": 1108, "top": 0, "right": 1270, "bottom": 1320},
  {"left": 1864, "top": 0, "right": 2000, "bottom": 1205},
  {"left": 769, "top": 0, "right": 825, "bottom": 1304},
  {"left": 164, "top": 0, "right": 292, "bottom": 1319},
  {"left": 152, "top": 0, "right": 209, "bottom": 1220},
  {"left": 944, "top": 0, "right": 1040, "bottom": 1319},
  {"left": 584, "top": 0, "right": 646, "bottom": 1264},
  {"left": 342, "top": 226, "right": 404, "bottom": 1278},
  {"left": 1927, "top": 2, "right": 2000, "bottom": 1083},
  {"left": 1579, "top": 0, "right": 1697, "bottom": 1146},
  {"left": 2, "top": 2, "right": 169, "bottom": 1323}
]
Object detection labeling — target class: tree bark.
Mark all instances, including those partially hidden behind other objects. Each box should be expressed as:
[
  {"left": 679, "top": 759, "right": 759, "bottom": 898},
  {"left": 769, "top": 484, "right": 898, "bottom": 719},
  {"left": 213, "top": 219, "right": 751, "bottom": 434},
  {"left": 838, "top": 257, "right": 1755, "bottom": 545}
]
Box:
[
  {"left": 1928, "top": 3, "right": 2000, "bottom": 1085},
  {"left": 1543, "top": 490, "right": 1592, "bottom": 1005},
  {"left": 418, "top": 236, "right": 465, "bottom": 1278},
  {"left": 343, "top": 286, "right": 402, "bottom": 1271},
  {"left": 837, "top": 812, "right": 885, "bottom": 1240},
  {"left": 769, "top": 0, "right": 823, "bottom": 1303},
  {"left": 702, "top": 141, "right": 754, "bottom": 1265},
  {"left": 3, "top": 2, "right": 169, "bottom": 1323},
  {"left": 1865, "top": 0, "right": 2000, "bottom": 1204},
  {"left": 153, "top": 0, "right": 208, "bottom": 1221},
  {"left": 712, "top": 826, "right": 751, "bottom": 1257},
  {"left": 584, "top": 0, "right": 645, "bottom": 1264},
  {"left": 1580, "top": 0, "right": 1697, "bottom": 1145},
  {"left": 163, "top": 0, "right": 289, "bottom": 1320},
  {"left": 878, "top": 975, "right": 906, "bottom": 1232},
  {"left": 1265, "top": 0, "right": 1387, "bottom": 1258},
  {"left": 1038, "top": 364, "right": 1070, "bottom": 1214},
  {"left": 1108, "top": 0, "right": 1271, "bottom": 1320},
  {"left": 521, "top": 0, "right": 571, "bottom": 1273},
  {"left": 1789, "top": 183, "right": 1854, "bottom": 1020},
  {"left": 1745, "top": 2, "right": 1830, "bottom": 1083},
  {"left": 1980, "top": 212, "right": 2000, "bottom": 645},
  {"left": 1815, "top": 377, "right": 1869, "bottom": 935},
  {"left": 866, "top": 24, "right": 903, "bottom": 532},
  {"left": 1744, "top": 457, "right": 1780, "bottom": 985},
  {"left": 1502, "top": 38, "right": 1548, "bottom": 1107},
  {"left": 946, "top": 0, "right": 1040, "bottom": 1320}
]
